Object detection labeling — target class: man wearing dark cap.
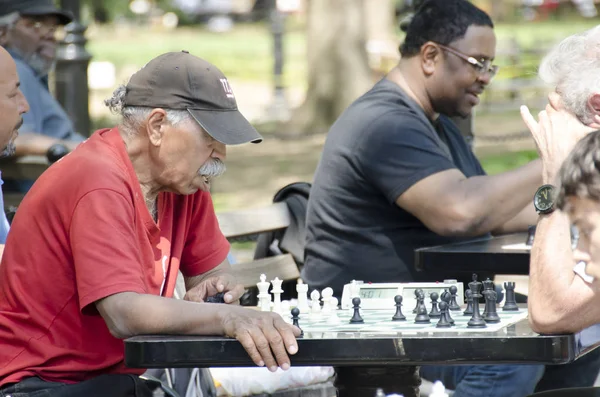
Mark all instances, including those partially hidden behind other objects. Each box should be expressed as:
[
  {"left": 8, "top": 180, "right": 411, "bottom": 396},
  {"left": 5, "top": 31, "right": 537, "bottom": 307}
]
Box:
[
  {"left": 0, "top": 51, "right": 300, "bottom": 397},
  {"left": 0, "top": 0, "right": 84, "bottom": 179}
]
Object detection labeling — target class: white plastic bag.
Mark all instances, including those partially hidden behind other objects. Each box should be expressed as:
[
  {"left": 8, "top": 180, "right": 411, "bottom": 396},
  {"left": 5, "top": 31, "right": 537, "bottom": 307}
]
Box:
[{"left": 210, "top": 366, "right": 334, "bottom": 396}]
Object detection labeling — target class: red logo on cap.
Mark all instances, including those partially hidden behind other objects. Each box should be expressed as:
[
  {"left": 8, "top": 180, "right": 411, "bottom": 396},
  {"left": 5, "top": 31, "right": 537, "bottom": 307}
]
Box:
[{"left": 219, "top": 78, "right": 235, "bottom": 100}]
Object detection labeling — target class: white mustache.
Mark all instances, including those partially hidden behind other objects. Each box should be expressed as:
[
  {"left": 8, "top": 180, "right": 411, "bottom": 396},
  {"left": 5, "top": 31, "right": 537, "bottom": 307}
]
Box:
[{"left": 198, "top": 159, "right": 226, "bottom": 179}]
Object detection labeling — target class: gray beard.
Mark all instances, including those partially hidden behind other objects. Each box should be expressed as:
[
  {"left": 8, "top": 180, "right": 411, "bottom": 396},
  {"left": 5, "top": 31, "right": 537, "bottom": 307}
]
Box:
[
  {"left": 8, "top": 46, "right": 54, "bottom": 77},
  {"left": 1, "top": 142, "right": 16, "bottom": 158}
]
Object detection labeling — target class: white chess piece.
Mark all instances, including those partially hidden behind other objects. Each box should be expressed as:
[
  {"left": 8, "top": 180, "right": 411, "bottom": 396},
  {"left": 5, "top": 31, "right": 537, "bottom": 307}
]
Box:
[
  {"left": 350, "top": 280, "right": 361, "bottom": 299},
  {"left": 321, "top": 287, "right": 334, "bottom": 315},
  {"left": 296, "top": 281, "right": 309, "bottom": 314},
  {"left": 310, "top": 289, "right": 321, "bottom": 318},
  {"left": 256, "top": 274, "right": 271, "bottom": 312},
  {"left": 270, "top": 277, "right": 283, "bottom": 315},
  {"left": 429, "top": 381, "right": 449, "bottom": 397},
  {"left": 327, "top": 296, "right": 341, "bottom": 324},
  {"left": 281, "top": 301, "right": 292, "bottom": 324}
]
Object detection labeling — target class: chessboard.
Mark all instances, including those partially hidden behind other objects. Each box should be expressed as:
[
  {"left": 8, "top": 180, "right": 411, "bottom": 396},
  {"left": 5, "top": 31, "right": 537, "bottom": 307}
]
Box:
[{"left": 295, "top": 307, "right": 528, "bottom": 335}]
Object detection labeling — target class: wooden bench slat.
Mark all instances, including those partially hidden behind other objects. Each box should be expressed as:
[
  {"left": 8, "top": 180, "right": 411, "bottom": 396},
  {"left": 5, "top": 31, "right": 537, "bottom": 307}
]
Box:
[
  {"left": 232, "top": 254, "right": 299, "bottom": 288},
  {"left": 217, "top": 202, "right": 291, "bottom": 239}
]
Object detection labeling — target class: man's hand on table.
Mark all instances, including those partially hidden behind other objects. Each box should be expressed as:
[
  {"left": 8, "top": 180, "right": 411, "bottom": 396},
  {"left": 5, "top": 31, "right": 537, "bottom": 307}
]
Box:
[
  {"left": 184, "top": 273, "right": 244, "bottom": 304},
  {"left": 220, "top": 306, "right": 301, "bottom": 372}
]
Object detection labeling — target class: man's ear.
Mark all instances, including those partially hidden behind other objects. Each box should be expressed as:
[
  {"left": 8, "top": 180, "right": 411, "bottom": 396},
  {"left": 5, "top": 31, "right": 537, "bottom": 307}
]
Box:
[
  {"left": 146, "top": 109, "right": 168, "bottom": 146},
  {"left": 420, "top": 42, "right": 442, "bottom": 76},
  {"left": 587, "top": 93, "right": 600, "bottom": 127}
]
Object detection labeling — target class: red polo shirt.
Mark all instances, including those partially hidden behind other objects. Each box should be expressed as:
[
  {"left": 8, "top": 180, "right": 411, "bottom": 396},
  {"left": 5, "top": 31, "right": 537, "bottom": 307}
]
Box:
[{"left": 0, "top": 127, "right": 230, "bottom": 386}]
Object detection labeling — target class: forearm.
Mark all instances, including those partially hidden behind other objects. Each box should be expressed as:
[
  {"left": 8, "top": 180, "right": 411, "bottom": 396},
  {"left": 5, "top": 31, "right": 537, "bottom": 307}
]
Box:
[
  {"left": 14, "top": 133, "right": 74, "bottom": 157},
  {"left": 529, "top": 212, "right": 597, "bottom": 333},
  {"left": 97, "top": 291, "right": 226, "bottom": 339},
  {"left": 492, "top": 202, "right": 539, "bottom": 235},
  {"left": 455, "top": 159, "right": 542, "bottom": 235}
]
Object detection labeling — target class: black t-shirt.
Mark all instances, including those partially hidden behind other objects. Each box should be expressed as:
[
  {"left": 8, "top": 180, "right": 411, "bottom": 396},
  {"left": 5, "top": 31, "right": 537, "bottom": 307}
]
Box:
[{"left": 302, "top": 78, "right": 487, "bottom": 296}]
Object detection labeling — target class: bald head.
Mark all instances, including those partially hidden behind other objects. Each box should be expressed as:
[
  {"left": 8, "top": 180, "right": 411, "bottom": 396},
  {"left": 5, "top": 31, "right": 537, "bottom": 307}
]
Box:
[{"left": 0, "top": 45, "right": 29, "bottom": 157}]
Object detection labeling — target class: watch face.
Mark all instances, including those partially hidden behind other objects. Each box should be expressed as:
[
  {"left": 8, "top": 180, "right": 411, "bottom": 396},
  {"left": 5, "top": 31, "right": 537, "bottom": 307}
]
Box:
[{"left": 534, "top": 185, "right": 555, "bottom": 213}]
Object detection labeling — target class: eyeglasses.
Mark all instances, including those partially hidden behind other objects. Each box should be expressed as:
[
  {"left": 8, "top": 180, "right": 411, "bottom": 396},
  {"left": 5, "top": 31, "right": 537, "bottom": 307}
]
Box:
[
  {"left": 20, "top": 17, "right": 58, "bottom": 37},
  {"left": 435, "top": 43, "right": 499, "bottom": 79}
]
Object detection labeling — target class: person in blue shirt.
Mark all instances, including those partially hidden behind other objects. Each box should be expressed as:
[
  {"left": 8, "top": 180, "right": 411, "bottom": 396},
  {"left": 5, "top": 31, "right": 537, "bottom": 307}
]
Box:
[
  {"left": 0, "top": 0, "right": 84, "bottom": 157},
  {"left": 0, "top": 45, "right": 30, "bottom": 247}
]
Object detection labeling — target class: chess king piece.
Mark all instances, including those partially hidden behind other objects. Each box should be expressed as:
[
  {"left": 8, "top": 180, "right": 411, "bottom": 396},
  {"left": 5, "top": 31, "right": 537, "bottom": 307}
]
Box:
[
  {"left": 436, "top": 301, "right": 451, "bottom": 328},
  {"left": 392, "top": 295, "right": 406, "bottom": 321},
  {"left": 482, "top": 279, "right": 500, "bottom": 323},
  {"left": 429, "top": 292, "right": 441, "bottom": 318},
  {"left": 350, "top": 297, "right": 364, "bottom": 324},
  {"left": 463, "top": 289, "right": 473, "bottom": 316},
  {"left": 257, "top": 274, "right": 271, "bottom": 312},
  {"left": 448, "top": 285, "right": 461, "bottom": 311},
  {"left": 502, "top": 282, "right": 519, "bottom": 311},
  {"left": 467, "top": 274, "right": 486, "bottom": 328}
]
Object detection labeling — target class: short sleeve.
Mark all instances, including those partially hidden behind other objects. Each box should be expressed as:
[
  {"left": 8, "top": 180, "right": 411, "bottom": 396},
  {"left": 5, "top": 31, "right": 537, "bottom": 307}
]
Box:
[
  {"left": 359, "top": 113, "right": 456, "bottom": 204},
  {"left": 180, "top": 192, "right": 230, "bottom": 277},
  {"left": 70, "top": 189, "right": 147, "bottom": 312}
]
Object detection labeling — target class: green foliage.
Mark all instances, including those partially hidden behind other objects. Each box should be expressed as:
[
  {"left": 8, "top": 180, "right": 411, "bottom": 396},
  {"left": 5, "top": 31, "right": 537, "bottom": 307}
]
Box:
[{"left": 480, "top": 150, "right": 539, "bottom": 175}]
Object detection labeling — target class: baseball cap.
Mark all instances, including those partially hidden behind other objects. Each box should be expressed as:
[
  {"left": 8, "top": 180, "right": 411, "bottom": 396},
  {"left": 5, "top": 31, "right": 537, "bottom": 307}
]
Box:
[
  {"left": 0, "top": 0, "right": 73, "bottom": 25},
  {"left": 123, "top": 51, "right": 262, "bottom": 145}
]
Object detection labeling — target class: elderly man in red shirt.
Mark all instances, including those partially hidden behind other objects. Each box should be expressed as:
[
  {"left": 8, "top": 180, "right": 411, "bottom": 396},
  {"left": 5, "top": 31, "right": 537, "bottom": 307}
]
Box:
[{"left": 0, "top": 51, "right": 300, "bottom": 397}]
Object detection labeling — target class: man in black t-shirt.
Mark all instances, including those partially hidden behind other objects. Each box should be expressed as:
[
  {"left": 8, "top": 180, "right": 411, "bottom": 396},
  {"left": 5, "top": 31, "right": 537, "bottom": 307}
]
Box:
[{"left": 303, "top": 1, "right": 546, "bottom": 396}]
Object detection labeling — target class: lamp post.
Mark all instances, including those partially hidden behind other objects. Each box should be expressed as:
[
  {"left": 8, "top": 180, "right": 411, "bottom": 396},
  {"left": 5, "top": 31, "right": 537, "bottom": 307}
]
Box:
[{"left": 55, "top": 0, "right": 92, "bottom": 137}]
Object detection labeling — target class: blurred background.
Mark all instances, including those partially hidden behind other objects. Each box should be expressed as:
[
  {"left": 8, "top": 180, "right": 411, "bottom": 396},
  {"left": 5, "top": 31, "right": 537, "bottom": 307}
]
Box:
[{"left": 52, "top": 0, "right": 600, "bottom": 210}]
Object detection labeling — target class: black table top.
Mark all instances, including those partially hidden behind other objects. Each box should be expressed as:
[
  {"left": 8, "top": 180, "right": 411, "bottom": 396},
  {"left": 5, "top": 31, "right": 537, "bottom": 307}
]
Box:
[
  {"left": 414, "top": 233, "right": 530, "bottom": 275},
  {"left": 125, "top": 315, "right": 598, "bottom": 369}
]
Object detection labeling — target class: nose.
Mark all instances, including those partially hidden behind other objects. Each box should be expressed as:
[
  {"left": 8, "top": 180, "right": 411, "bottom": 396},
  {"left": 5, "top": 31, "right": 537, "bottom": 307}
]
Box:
[
  {"left": 18, "top": 91, "right": 30, "bottom": 114},
  {"left": 573, "top": 247, "right": 591, "bottom": 264},
  {"left": 211, "top": 141, "right": 226, "bottom": 161},
  {"left": 477, "top": 71, "right": 492, "bottom": 86}
]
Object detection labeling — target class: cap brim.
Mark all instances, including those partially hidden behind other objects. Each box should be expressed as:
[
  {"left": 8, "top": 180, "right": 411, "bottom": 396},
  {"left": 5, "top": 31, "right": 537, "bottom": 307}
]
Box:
[
  {"left": 21, "top": 6, "right": 74, "bottom": 25},
  {"left": 188, "top": 109, "right": 263, "bottom": 145}
]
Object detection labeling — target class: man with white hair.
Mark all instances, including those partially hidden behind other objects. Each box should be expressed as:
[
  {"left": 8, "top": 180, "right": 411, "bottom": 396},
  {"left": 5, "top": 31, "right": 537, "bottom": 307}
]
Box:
[
  {"left": 0, "top": 51, "right": 300, "bottom": 397},
  {"left": 522, "top": 25, "right": 600, "bottom": 392}
]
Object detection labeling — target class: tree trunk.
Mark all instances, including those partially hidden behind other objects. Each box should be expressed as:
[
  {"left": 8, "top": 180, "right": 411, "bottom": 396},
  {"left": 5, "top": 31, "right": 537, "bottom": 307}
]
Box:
[{"left": 284, "top": 0, "right": 373, "bottom": 137}]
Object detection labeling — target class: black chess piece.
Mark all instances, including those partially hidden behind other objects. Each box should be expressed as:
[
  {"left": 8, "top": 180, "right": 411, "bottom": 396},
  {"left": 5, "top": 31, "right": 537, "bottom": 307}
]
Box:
[
  {"left": 429, "top": 292, "right": 441, "bottom": 318},
  {"left": 206, "top": 292, "right": 225, "bottom": 303},
  {"left": 467, "top": 274, "right": 486, "bottom": 328},
  {"left": 414, "top": 294, "right": 430, "bottom": 324},
  {"left": 412, "top": 289, "right": 422, "bottom": 313},
  {"left": 436, "top": 301, "right": 451, "bottom": 328},
  {"left": 392, "top": 295, "right": 406, "bottom": 321},
  {"left": 448, "top": 285, "right": 461, "bottom": 311},
  {"left": 482, "top": 286, "right": 501, "bottom": 323},
  {"left": 482, "top": 278, "right": 494, "bottom": 317},
  {"left": 526, "top": 224, "right": 536, "bottom": 246},
  {"left": 463, "top": 289, "right": 473, "bottom": 316},
  {"left": 291, "top": 307, "right": 303, "bottom": 337},
  {"left": 440, "top": 289, "right": 455, "bottom": 325},
  {"left": 502, "top": 282, "right": 519, "bottom": 311},
  {"left": 350, "top": 297, "right": 364, "bottom": 323}
]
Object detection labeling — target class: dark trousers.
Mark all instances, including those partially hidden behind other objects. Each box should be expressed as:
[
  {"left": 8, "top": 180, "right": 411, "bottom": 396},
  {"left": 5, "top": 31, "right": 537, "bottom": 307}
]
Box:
[
  {"left": 0, "top": 374, "right": 157, "bottom": 397},
  {"left": 535, "top": 347, "right": 600, "bottom": 392}
]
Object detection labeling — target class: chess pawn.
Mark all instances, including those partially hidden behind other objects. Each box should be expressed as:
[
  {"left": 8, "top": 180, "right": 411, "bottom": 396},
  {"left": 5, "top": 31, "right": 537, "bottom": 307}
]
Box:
[
  {"left": 310, "top": 289, "right": 322, "bottom": 318},
  {"left": 429, "top": 292, "right": 441, "bottom": 318},
  {"left": 291, "top": 307, "right": 303, "bottom": 337},
  {"left": 448, "top": 285, "right": 461, "bottom": 311},
  {"left": 349, "top": 297, "right": 364, "bottom": 324},
  {"left": 463, "top": 289, "right": 474, "bottom": 316},
  {"left": 327, "top": 296, "right": 341, "bottom": 324},
  {"left": 392, "top": 295, "right": 406, "bottom": 321},
  {"left": 321, "top": 287, "right": 334, "bottom": 315},
  {"left": 436, "top": 301, "right": 451, "bottom": 328}
]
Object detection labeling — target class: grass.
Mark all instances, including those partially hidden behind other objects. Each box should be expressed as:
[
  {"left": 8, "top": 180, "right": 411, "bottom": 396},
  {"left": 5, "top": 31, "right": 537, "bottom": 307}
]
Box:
[{"left": 480, "top": 150, "right": 539, "bottom": 175}]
